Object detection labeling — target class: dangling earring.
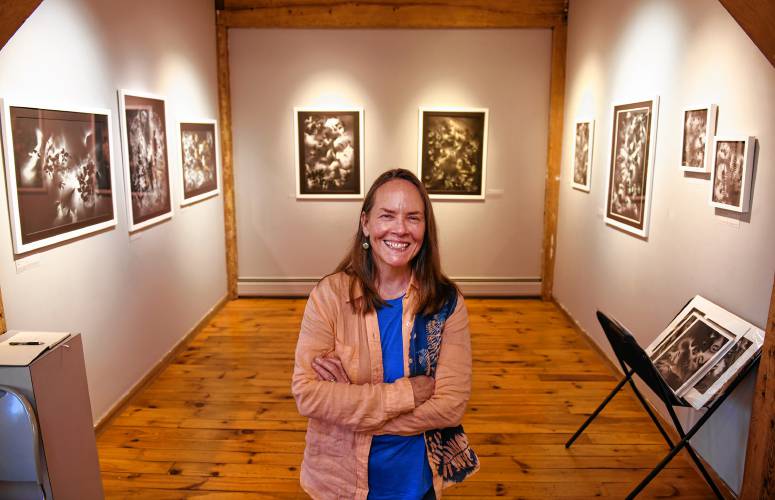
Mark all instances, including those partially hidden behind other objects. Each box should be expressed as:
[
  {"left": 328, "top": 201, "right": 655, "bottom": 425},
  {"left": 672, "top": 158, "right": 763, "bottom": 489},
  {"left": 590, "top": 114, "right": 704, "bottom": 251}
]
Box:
[{"left": 362, "top": 240, "right": 370, "bottom": 250}]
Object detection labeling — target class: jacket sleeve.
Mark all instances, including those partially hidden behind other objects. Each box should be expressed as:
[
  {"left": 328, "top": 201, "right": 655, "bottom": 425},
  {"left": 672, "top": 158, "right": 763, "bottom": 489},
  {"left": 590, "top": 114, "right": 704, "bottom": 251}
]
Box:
[
  {"left": 291, "top": 278, "right": 416, "bottom": 432},
  {"left": 373, "top": 294, "right": 472, "bottom": 436}
]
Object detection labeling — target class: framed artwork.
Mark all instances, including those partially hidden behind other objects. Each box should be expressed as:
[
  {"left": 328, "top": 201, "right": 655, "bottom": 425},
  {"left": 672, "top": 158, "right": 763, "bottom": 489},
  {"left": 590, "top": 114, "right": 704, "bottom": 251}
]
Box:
[
  {"left": 604, "top": 97, "right": 659, "bottom": 237},
  {"left": 118, "top": 90, "right": 173, "bottom": 231},
  {"left": 294, "top": 107, "right": 364, "bottom": 199},
  {"left": 646, "top": 295, "right": 764, "bottom": 409},
  {"left": 709, "top": 136, "right": 755, "bottom": 213},
  {"left": 418, "top": 107, "right": 488, "bottom": 200},
  {"left": 680, "top": 104, "right": 717, "bottom": 173},
  {"left": 0, "top": 100, "right": 117, "bottom": 254},
  {"left": 571, "top": 119, "right": 594, "bottom": 192},
  {"left": 178, "top": 119, "right": 220, "bottom": 206}
]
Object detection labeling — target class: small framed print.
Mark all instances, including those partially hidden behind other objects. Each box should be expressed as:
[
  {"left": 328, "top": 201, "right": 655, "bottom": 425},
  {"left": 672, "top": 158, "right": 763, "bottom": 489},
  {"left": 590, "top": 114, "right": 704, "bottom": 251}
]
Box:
[
  {"left": 118, "top": 90, "right": 173, "bottom": 232},
  {"left": 418, "top": 107, "right": 488, "bottom": 200},
  {"left": 178, "top": 119, "right": 220, "bottom": 206},
  {"left": 604, "top": 97, "right": 659, "bottom": 238},
  {"left": 0, "top": 100, "right": 118, "bottom": 254},
  {"left": 294, "top": 107, "right": 364, "bottom": 199},
  {"left": 571, "top": 119, "right": 594, "bottom": 192},
  {"left": 709, "top": 136, "right": 755, "bottom": 212},
  {"left": 680, "top": 105, "right": 717, "bottom": 173}
]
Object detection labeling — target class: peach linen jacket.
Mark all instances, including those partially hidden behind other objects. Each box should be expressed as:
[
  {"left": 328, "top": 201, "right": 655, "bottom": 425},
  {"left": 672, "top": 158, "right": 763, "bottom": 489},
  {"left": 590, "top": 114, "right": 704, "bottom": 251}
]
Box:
[{"left": 292, "top": 272, "right": 473, "bottom": 499}]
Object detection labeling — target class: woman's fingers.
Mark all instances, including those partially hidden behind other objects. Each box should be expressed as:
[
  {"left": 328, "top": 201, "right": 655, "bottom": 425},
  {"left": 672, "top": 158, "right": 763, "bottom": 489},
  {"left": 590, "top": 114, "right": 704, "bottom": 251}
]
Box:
[
  {"left": 312, "top": 358, "right": 336, "bottom": 382},
  {"left": 315, "top": 356, "right": 351, "bottom": 384}
]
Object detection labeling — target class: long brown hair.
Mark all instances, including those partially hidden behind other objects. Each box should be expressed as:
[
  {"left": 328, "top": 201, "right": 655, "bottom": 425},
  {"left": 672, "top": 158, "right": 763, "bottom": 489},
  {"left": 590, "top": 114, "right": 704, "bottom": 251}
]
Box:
[{"left": 335, "top": 168, "right": 457, "bottom": 315}]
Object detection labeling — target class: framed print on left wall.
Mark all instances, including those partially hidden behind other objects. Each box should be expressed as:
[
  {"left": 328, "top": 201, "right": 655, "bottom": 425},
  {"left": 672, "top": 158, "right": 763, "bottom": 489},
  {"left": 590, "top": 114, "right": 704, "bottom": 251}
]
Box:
[
  {"left": 571, "top": 119, "right": 594, "bottom": 192},
  {"left": 294, "top": 107, "right": 364, "bottom": 199},
  {"left": 178, "top": 119, "right": 220, "bottom": 206},
  {"left": 0, "top": 100, "right": 117, "bottom": 254},
  {"left": 118, "top": 90, "right": 173, "bottom": 231},
  {"left": 604, "top": 97, "right": 659, "bottom": 238}
]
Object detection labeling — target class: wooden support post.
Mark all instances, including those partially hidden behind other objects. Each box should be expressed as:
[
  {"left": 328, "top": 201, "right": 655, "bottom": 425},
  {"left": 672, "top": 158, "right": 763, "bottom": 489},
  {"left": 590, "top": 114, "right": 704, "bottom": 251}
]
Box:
[
  {"left": 541, "top": 18, "right": 567, "bottom": 301},
  {"left": 740, "top": 275, "right": 775, "bottom": 499},
  {"left": 216, "top": 19, "right": 238, "bottom": 299}
]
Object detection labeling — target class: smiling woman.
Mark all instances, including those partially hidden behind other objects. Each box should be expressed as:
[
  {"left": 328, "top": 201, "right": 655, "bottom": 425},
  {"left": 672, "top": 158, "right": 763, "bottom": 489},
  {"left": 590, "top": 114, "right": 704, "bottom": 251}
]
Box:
[{"left": 291, "top": 169, "right": 479, "bottom": 499}]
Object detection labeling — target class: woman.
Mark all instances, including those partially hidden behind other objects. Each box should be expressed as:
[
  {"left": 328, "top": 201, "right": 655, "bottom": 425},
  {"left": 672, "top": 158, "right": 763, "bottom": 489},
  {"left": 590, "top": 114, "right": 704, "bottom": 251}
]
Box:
[{"left": 292, "top": 169, "right": 478, "bottom": 499}]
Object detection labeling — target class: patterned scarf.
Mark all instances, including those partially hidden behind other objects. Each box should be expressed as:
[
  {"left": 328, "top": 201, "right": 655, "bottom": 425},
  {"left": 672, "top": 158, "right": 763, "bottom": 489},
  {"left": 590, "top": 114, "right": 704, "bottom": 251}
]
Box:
[{"left": 409, "top": 290, "right": 480, "bottom": 487}]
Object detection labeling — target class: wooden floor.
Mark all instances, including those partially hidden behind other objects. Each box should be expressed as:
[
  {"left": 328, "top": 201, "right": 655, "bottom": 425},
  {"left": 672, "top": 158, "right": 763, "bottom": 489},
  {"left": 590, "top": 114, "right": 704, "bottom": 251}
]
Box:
[{"left": 97, "top": 299, "right": 715, "bottom": 498}]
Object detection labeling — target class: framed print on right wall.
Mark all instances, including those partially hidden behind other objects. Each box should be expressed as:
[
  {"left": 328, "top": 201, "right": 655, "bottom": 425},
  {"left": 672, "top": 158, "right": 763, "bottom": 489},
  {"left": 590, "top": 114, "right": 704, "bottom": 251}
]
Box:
[
  {"left": 709, "top": 136, "right": 755, "bottom": 212},
  {"left": 571, "top": 119, "right": 594, "bottom": 192},
  {"left": 680, "top": 104, "right": 717, "bottom": 173},
  {"left": 604, "top": 97, "right": 659, "bottom": 238},
  {"left": 178, "top": 119, "right": 220, "bottom": 206}
]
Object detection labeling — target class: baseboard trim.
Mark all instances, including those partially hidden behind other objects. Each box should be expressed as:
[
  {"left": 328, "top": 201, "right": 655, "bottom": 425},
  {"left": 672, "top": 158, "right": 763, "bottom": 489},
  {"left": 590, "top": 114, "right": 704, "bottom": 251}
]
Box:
[
  {"left": 552, "top": 299, "right": 738, "bottom": 500},
  {"left": 237, "top": 276, "right": 542, "bottom": 297},
  {"left": 94, "top": 293, "right": 229, "bottom": 436}
]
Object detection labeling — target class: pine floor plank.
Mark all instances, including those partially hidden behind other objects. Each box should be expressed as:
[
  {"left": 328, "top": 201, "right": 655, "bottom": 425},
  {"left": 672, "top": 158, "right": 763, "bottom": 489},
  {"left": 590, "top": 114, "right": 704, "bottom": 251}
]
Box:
[{"left": 98, "top": 298, "right": 715, "bottom": 498}]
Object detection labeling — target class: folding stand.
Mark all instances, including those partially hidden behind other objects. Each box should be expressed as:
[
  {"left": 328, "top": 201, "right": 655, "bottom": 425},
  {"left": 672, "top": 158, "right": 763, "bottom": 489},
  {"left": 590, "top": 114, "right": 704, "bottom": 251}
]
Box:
[{"left": 565, "top": 311, "right": 761, "bottom": 500}]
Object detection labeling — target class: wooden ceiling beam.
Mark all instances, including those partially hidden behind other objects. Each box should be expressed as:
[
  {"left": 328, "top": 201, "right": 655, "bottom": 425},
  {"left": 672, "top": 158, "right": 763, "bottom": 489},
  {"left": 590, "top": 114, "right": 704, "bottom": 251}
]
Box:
[
  {"left": 718, "top": 0, "right": 775, "bottom": 67},
  {"left": 0, "top": 0, "right": 42, "bottom": 51},
  {"left": 217, "top": 1, "right": 566, "bottom": 28}
]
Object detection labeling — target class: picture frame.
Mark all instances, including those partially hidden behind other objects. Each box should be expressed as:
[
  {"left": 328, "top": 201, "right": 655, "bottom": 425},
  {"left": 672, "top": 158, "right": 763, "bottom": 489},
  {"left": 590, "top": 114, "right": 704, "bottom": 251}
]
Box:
[
  {"left": 709, "top": 136, "right": 755, "bottom": 213},
  {"left": 417, "top": 107, "right": 489, "bottom": 200},
  {"left": 646, "top": 295, "right": 765, "bottom": 409},
  {"left": 571, "top": 118, "right": 594, "bottom": 192},
  {"left": 118, "top": 90, "right": 173, "bottom": 232},
  {"left": 294, "top": 107, "right": 364, "bottom": 199},
  {"left": 0, "top": 100, "right": 118, "bottom": 254},
  {"left": 680, "top": 104, "right": 717, "bottom": 173},
  {"left": 604, "top": 97, "right": 659, "bottom": 238},
  {"left": 178, "top": 119, "right": 220, "bottom": 206}
]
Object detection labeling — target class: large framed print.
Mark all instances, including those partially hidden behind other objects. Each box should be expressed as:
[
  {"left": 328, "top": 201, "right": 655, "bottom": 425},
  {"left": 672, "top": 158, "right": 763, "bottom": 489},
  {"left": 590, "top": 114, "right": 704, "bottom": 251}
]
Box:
[
  {"left": 604, "top": 97, "right": 659, "bottom": 237},
  {"left": 418, "top": 107, "right": 488, "bottom": 200},
  {"left": 0, "top": 101, "right": 117, "bottom": 254},
  {"left": 680, "top": 104, "right": 717, "bottom": 173},
  {"left": 646, "top": 295, "right": 764, "bottom": 409},
  {"left": 178, "top": 119, "right": 220, "bottom": 206},
  {"left": 709, "top": 136, "right": 755, "bottom": 213},
  {"left": 118, "top": 90, "right": 173, "bottom": 231},
  {"left": 571, "top": 119, "right": 594, "bottom": 192},
  {"left": 294, "top": 107, "right": 364, "bottom": 199}
]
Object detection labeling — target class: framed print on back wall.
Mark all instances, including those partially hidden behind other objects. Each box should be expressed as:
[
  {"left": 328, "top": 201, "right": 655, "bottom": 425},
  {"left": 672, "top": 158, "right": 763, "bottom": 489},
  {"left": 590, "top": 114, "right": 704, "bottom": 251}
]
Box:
[
  {"left": 680, "top": 104, "right": 717, "bottom": 173},
  {"left": 294, "top": 107, "right": 364, "bottom": 199},
  {"left": 572, "top": 119, "right": 594, "bottom": 192},
  {"left": 418, "top": 107, "right": 488, "bottom": 200},
  {"left": 0, "top": 100, "right": 117, "bottom": 254},
  {"left": 604, "top": 97, "right": 659, "bottom": 238},
  {"left": 118, "top": 90, "right": 173, "bottom": 231}
]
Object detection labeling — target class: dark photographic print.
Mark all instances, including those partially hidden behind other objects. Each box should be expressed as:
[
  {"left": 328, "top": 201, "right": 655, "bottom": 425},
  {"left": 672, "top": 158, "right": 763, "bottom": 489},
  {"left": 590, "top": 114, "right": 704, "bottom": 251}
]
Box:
[
  {"left": 1, "top": 104, "right": 116, "bottom": 253},
  {"left": 710, "top": 137, "right": 754, "bottom": 212},
  {"left": 119, "top": 91, "right": 172, "bottom": 231},
  {"left": 295, "top": 108, "right": 363, "bottom": 199},
  {"left": 179, "top": 120, "right": 219, "bottom": 205},
  {"left": 680, "top": 105, "right": 716, "bottom": 172},
  {"left": 653, "top": 317, "right": 730, "bottom": 393},
  {"left": 604, "top": 98, "right": 658, "bottom": 237},
  {"left": 693, "top": 337, "right": 753, "bottom": 394},
  {"left": 649, "top": 309, "right": 703, "bottom": 361},
  {"left": 419, "top": 108, "right": 488, "bottom": 200},
  {"left": 572, "top": 120, "right": 594, "bottom": 192}
]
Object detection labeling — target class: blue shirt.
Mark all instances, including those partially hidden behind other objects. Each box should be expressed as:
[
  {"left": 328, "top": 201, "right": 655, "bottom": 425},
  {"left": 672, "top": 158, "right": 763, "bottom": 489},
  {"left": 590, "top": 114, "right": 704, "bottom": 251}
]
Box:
[{"left": 368, "top": 295, "right": 433, "bottom": 500}]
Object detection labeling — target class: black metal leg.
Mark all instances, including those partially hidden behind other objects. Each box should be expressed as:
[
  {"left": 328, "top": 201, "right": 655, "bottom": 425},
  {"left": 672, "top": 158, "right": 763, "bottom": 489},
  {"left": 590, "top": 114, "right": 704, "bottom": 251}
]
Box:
[
  {"left": 682, "top": 444, "right": 724, "bottom": 499},
  {"left": 626, "top": 380, "right": 675, "bottom": 448},
  {"left": 565, "top": 371, "right": 632, "bottom": 448}
]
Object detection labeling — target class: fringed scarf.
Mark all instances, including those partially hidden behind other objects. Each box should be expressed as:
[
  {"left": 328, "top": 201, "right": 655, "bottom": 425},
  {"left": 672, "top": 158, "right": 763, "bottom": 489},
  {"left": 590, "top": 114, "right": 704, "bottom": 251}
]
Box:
[{"left": 409, "top": 290, "right": 480, "bottom": 487}]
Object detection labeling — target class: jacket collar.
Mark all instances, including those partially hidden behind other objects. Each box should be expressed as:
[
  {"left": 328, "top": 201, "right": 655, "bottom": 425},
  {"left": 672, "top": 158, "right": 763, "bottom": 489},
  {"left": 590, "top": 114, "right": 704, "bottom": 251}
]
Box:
[{"left": 346, "top": 273, "right": 418, "bottom": 303}]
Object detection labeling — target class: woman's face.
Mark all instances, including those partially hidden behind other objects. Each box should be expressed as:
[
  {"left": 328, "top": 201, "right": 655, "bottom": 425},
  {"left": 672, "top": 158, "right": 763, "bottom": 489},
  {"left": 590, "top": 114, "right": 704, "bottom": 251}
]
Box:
[{"left": 361, "top": 179, "right": 426, "bottom": 277}]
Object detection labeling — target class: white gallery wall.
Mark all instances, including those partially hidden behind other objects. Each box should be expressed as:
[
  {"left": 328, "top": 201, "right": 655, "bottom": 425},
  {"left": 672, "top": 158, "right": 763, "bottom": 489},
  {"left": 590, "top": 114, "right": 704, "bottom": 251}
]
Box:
[
  {"left": 555, "top": 0, "right": 775, "bottom": 493},
  {"left": 0, "top": 0, "right": 227, "bottom": 422},
  {"left": 230, "top": 29, "right": 551, "bottom": 295}
]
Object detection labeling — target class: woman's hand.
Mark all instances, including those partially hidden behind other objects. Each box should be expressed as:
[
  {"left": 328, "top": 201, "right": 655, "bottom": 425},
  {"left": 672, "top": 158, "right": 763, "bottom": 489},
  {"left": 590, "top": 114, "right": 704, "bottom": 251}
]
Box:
[
  {"left": 312, "top": 354, "right": 351, "bottom": 384},
  {"left": 409, "top": 375, "right": 435, "bottom": 406}
]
